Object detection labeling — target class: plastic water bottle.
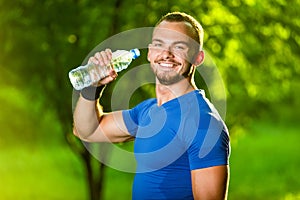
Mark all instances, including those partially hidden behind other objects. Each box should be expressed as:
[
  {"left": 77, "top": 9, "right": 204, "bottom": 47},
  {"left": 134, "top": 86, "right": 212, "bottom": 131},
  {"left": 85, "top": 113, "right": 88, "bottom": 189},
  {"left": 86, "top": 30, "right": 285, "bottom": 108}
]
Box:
[{"left": 69, "top": 48, "right": 140, "bottom": 90}]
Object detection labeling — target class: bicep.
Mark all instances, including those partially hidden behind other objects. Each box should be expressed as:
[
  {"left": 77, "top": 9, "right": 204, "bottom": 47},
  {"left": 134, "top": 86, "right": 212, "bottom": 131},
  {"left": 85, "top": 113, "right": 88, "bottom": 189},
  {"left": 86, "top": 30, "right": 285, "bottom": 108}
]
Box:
[
  {"left": 82, "top": 111, "right": 134, "bottom": 143},
  {"left": 191, "top": 165, "right": 229, "bottom": 200}
]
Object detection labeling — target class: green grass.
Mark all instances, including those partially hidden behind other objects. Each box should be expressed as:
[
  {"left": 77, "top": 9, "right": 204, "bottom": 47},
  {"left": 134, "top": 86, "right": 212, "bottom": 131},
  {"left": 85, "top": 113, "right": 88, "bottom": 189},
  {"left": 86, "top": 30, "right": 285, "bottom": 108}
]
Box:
[
  {"left": 0, "top": 142, "right": 134, "bottom": 200},
  {"left": 1, "top": 122, "right": 299, "bottom": 200},
  {"left": 228, "top": 122, "right": 300, "bottom": 200},
  {"left": 0, "top": 145, "right": 87, "bottom": 200}
]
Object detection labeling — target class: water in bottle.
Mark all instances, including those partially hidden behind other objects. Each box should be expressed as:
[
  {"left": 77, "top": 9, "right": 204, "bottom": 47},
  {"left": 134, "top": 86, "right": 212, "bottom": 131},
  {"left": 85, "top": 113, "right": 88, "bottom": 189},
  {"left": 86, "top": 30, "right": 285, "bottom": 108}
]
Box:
[{"left": 69, "top": 48, "right": 140, "bottom": 90}]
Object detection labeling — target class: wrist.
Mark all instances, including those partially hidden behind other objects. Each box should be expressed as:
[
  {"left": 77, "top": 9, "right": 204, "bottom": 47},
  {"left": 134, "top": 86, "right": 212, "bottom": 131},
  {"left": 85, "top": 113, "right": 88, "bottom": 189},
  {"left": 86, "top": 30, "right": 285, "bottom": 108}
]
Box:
[{"left": 80, "top": 85, "right": 106, "bottom": 101}]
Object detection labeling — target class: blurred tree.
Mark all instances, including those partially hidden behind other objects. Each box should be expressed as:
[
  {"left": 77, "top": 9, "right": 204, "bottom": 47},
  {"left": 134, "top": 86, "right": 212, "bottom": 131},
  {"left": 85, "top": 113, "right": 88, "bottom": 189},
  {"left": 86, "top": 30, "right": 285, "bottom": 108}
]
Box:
[
  {"left": 0, "top": 0, "right": 299, "bottom": 199},
  {"left": 0, "top": 0, "right": 121, "bottom": 199}
]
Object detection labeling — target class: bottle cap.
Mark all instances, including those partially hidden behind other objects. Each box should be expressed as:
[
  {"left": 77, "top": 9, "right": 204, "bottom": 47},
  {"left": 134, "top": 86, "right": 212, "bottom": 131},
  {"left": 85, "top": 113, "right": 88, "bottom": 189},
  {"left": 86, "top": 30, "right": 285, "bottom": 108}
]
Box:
[{"left": 130, "top": 48, "right": 140, "bottom": 59}]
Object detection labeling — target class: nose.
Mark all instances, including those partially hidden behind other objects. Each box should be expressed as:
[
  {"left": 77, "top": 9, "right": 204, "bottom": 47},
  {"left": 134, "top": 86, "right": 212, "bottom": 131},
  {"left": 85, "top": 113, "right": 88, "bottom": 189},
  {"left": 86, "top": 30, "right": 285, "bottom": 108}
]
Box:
[{"left": 161, "top": 47, "right": 175, "bottom": 59}]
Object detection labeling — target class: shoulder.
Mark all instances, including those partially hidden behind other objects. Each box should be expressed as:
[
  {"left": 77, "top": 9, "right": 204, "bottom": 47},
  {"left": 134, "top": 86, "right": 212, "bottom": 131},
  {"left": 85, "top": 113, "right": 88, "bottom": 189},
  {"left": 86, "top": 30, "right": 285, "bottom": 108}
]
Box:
[
  {"left": 122, "top": 98, "right": 156, "bottom": 136},
  {"left": 122, "top": 98, "right": 156, "bottom": 121},
  {"left": 136, "top": 98, "right": 157, "bottom": 108},
  {"left": 130, "top": 98, "right": 157, "bottom": 114},
  {"left": 182, "top": 90, "right": 211, "bottom": 111},
  {"left": 180, "top": 90, "right": 230, "bottom": 169},
  {"left": 179, "top": 90, "right": 219, "bottom": 124}
]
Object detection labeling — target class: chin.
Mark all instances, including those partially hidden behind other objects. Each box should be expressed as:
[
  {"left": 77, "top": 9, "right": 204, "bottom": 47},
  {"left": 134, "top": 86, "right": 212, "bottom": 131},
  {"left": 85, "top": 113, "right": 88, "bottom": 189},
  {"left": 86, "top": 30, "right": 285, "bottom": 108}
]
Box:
[{"left": 157, "top": 75, "right": 185, "bottom": 86}]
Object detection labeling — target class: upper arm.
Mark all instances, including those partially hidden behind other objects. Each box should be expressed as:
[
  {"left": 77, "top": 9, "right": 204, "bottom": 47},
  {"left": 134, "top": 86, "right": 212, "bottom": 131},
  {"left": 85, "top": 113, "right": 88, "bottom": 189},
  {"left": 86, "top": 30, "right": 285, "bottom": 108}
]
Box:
[
  {"left": 191, "top": 165, "right": 229, "bottom": 200},
  {"left": 76, "top": 110, "right": 134, "bottom": 143}
]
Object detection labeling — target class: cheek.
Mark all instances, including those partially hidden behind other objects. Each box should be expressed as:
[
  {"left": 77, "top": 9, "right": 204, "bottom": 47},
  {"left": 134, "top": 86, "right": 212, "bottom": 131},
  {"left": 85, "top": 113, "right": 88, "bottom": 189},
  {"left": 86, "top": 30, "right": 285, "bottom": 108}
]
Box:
[
  {"left": 147, "top": 49, "right": 157, "bottom": 62},
  {"left": 172, "top": 51, "right": 189, "bottom": 62}
]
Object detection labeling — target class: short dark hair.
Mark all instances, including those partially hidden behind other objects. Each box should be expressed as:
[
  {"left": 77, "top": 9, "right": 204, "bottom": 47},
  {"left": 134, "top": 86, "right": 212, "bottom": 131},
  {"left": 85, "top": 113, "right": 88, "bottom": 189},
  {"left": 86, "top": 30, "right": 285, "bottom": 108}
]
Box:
[{"left": 156, "top": 12, "right": 204, "bottom": 50}]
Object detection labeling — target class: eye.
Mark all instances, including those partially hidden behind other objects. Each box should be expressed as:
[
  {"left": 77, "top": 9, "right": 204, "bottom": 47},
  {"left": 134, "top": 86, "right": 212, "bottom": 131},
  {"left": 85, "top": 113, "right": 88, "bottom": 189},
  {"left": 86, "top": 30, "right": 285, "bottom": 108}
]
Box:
[
  {"left": 174, "top": 45, "right": 184, "bottom": 50},
  {"left": 173, "top": 44, "right": 187, "bottom": 51},
  {"left": 153, "top": 43, "right": 162, "bottom": 47}
]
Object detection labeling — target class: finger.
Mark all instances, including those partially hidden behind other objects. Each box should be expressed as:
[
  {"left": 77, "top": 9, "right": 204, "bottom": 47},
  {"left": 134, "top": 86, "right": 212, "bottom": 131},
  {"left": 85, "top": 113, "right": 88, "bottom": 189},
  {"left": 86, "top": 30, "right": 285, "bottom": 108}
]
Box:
[
  {"left": 105, "top": 49, "right": 112, "bottom": 60},
  {"left": 88, "top": 57, "right": 93, "bottom": 64},
  {"left": 94, "top": 52, "right": 104, "bottom": 66},
  {"left": 88, "top": 49, "right": 112, "bottom": 66},
  {"left": 109, "top": 69, "right": 118, "bottom": 78},
  {"left": 88, "top": 57, "right": 99, "bottom": 65},
  {"left": 99, "top": 51, "right": 111, "bottom": 66},
  {"left": 97, "top": 75, "right": 116, "bottom": 85}
]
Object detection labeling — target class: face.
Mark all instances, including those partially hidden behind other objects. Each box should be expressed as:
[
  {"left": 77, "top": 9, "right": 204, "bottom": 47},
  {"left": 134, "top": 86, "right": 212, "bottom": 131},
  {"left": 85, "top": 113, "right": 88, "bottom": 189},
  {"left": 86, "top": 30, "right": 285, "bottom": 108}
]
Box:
[{"left": 148, "top": 21, "right": 201, "bottom": 85}]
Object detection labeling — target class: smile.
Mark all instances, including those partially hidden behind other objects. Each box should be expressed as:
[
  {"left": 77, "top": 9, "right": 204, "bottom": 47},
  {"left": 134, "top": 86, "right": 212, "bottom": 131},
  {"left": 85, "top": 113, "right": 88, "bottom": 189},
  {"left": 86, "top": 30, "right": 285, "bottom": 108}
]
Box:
[
  {"left": 156, "top": 61, "right": 181, "bottom": 70},
  {"left": 159, "top": 62, "right": 174, "bottom": 68}
]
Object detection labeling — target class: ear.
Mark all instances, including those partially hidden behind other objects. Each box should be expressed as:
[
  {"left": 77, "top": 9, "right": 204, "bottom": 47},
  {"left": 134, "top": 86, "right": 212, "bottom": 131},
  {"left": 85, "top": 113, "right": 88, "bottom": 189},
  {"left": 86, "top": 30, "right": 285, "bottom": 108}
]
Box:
[
  {"left": 192, "top": 50, "right": 205, "bottom": 66},
  {"left": 147, "top": 44, "right": 152, "bottom": 62}
]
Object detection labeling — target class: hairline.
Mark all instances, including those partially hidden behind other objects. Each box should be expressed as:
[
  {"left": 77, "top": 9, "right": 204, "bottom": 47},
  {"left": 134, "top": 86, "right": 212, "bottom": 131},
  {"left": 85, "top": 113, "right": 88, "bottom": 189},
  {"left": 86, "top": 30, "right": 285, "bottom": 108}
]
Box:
[{"left": 155, "top": 12, "right": 203, "bottom": 50}]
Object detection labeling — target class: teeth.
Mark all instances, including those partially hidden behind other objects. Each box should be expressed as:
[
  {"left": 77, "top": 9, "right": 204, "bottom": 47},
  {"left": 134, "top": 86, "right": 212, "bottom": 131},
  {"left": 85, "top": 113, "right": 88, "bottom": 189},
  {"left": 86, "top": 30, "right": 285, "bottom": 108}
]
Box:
[{"left": 159, "top": 63, "right": 173, "bottom": 67}]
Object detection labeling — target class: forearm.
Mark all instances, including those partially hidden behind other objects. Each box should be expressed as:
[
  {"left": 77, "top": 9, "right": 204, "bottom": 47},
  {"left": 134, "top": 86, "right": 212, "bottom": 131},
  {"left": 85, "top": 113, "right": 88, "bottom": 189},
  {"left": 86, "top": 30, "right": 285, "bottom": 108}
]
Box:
[
  {"left": 71, "top": 49, "right": 120, "bottom": 141},
  {"left": 72, "top": 85, "right": 106, "bottom": 139},
  {"left": 72, "top": 92, "right": 132, "bottom": 143},
  {"left": 73, "top": 95, "right": 103, "bottom": 139}
]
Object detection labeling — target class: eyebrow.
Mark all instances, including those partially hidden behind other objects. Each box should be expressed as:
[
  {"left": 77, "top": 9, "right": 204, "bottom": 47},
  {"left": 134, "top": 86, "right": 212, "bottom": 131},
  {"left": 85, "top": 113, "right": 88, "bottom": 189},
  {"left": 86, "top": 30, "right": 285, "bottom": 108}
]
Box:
[{"left": 152, "top": 38, "right": 189, "bottom": 46}]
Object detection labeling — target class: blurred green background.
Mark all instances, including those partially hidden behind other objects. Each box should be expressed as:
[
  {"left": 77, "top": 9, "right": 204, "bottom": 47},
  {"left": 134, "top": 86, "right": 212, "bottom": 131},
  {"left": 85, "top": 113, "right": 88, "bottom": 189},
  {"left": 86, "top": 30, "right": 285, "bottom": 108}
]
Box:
[{"left": 0, "top": 0, "right": 299, "bottom": 199}]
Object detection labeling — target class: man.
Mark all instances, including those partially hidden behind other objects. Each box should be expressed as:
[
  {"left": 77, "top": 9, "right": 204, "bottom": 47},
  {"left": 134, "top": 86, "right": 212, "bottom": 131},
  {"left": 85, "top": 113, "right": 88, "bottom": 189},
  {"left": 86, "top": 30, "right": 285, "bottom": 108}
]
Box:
[{"left": 73, "top": 12, "right": 230, "bottom": 200}]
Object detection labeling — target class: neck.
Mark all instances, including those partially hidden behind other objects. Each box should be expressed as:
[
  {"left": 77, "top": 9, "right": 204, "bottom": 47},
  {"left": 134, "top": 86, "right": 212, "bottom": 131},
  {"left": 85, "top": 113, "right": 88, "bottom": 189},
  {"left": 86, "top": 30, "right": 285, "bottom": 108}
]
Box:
[{"left": 155, "top": 78, "right": 197, "bottom": 106}]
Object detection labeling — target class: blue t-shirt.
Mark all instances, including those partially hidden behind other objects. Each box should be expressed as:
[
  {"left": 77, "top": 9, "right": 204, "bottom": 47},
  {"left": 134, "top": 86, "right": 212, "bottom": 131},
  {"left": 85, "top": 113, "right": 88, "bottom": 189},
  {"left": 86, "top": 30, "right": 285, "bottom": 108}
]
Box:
[{"left": 122, "top": 90, "right": 230, "bottom": 200}]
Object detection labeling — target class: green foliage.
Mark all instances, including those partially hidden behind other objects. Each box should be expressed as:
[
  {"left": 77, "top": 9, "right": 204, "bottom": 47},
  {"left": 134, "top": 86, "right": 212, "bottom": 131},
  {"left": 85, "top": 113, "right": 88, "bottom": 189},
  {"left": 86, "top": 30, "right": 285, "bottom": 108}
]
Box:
[
  {"left": 0, "top": 0, "right": 299, "bottom": 199},
  {"left": 1, "top": 0, "right": 299, "bottom": 128}
]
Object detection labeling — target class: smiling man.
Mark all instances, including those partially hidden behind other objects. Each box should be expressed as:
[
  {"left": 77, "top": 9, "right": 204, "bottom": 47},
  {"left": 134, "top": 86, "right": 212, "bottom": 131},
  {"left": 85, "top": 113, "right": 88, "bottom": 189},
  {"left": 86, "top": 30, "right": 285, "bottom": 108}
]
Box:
[{"left": 72, "top": 12, "right": 230, "bottom": 200}]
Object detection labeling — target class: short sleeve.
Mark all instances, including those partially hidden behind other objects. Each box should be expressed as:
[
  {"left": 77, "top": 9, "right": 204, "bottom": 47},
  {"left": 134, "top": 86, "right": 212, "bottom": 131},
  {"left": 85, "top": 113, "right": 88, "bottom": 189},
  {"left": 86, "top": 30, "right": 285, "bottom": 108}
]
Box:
[
  {"left": 122, "top": 98, "right": 157, "bottom": 137},
  {"left": 122, "top": 108, "right": 139, "bottom": 136},
  {"left": 187, "top": 114, "right": 230, "bottom": 170}
]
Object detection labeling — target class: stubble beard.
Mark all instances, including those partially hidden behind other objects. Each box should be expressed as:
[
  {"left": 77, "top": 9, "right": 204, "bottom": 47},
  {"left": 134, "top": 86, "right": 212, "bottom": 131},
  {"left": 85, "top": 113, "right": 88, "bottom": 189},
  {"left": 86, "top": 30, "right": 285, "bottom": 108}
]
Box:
[
  {"left": 156, "top": 71, "right": 185, "bottom": 85},
  {"left": 153, "top": 64, "right": 192, "bottom": 86}
]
